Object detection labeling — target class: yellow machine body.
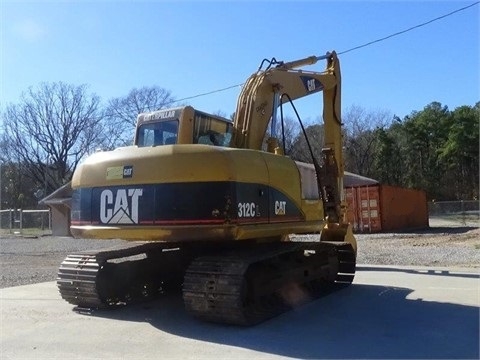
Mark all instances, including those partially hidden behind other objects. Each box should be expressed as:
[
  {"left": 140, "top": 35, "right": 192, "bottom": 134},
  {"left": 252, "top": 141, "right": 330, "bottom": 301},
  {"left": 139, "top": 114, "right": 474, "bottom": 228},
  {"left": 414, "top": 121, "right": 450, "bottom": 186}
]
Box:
[
  {"left": 71, "top": 144, "right": 326, "bottom": 241},
  {"left": 70, "top": 52, "right": 356, "bottom": 252}
]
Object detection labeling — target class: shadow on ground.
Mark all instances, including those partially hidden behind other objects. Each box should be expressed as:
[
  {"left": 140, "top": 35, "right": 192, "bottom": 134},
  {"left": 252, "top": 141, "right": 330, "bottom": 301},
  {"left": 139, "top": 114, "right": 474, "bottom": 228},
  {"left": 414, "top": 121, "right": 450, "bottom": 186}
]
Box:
[
  {"left": 356, "top": 265, "right": 480, "bottom": 279},
  {"left": 421, "top": 225, "right": 478, "bottom": 234},
  {"left": 358, "top": 225, "right": 478, "bottom": 236},
  {"left": 86, "top": 273, "right": 479, "bottom": 359}
]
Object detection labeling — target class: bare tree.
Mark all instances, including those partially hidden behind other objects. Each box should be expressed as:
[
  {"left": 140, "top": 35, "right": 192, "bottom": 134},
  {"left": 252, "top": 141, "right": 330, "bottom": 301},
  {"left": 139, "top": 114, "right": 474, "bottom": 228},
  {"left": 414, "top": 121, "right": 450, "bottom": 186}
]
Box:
[
  {"left": 212, "top": 110, "right": 230, "bottom": 119},
  {"left": 0, "top": 136, "right": 8, "bottom": 163},
  {"left": 260, "top": 116, "right": 303, "bottom": 155},
  {"left": 343, "top": 105, "right": 392, "bottom": 177},
  {"left": 2, "top": 82, "right": 104, "bottom": 197},
  {"left": 289, "top": 123, "right": 324, "bottom": 162},
  {"left": 104, "top": 86, "right": 175, "bottom": 147}
]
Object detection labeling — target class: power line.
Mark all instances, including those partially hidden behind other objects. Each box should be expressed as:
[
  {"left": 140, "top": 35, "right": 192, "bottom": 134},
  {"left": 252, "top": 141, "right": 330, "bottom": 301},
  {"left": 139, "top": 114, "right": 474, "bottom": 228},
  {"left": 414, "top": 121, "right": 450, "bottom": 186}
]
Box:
[
  {"left": 338, "top": 1, "right": 479, "bottom": 55},
  {"left": 165, "top": 83, "right": 243, "bottom": 106},
  {"left": 173, "top": 1, "right": 479, "bottom": 105}
]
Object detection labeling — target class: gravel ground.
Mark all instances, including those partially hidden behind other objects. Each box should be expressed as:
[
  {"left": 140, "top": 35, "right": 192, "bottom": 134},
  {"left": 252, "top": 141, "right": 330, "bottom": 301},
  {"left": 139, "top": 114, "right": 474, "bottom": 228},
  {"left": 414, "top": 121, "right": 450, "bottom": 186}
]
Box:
[{"left": 1, "top": 224, "right": 479, "bottom": 289}]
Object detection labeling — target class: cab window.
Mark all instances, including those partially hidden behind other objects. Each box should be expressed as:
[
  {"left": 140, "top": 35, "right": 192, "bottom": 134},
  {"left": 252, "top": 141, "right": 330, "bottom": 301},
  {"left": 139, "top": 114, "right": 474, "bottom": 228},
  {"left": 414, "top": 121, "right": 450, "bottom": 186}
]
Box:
[
  {"left": 193, "top": 112, "right": 233, "bottom": 146},
  {"left": 136, "top": 120, "right": 179, "bottom": 147}
]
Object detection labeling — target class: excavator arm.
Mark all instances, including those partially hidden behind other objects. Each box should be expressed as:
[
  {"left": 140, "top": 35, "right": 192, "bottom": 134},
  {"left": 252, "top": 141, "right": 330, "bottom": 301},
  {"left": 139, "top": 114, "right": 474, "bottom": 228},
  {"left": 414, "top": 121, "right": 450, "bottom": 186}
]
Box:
[
  {"left": 232, "top": 52, "right": 343, "bottom": 171},
  {"left": 232, "top": 51, "right": 345, "bottom": 222}
]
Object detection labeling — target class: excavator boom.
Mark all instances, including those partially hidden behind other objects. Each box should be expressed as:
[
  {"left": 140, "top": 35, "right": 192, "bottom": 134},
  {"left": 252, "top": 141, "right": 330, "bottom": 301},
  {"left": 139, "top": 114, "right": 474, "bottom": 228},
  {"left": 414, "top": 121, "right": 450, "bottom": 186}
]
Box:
[
  {"left": 233, "top": 52, "right": 342, "bottom": 169},
  {"left": 233, "top": 51, "right": 345, "bottom": 222}
]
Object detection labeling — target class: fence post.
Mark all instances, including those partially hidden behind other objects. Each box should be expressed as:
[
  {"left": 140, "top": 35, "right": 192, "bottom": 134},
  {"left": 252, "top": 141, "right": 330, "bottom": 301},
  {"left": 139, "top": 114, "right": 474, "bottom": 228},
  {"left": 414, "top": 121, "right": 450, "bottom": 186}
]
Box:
[{"left": 19, "top": 209, "right": 23, "bottom": 234}]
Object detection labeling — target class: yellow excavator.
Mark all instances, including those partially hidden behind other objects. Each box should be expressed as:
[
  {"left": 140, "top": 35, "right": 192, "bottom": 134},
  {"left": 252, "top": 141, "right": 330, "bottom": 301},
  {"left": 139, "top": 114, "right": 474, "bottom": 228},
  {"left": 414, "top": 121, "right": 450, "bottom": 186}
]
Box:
[{"left": 58, "top": 51, "right": 357, "bottom": 325}]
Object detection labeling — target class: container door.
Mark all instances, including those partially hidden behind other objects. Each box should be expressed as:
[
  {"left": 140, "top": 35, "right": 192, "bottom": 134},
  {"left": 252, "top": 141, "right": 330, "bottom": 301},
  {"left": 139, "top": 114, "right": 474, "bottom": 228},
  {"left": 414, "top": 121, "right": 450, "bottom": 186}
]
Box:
[{"left": 357, "top": 186, "right": 382, "bottom": 232}]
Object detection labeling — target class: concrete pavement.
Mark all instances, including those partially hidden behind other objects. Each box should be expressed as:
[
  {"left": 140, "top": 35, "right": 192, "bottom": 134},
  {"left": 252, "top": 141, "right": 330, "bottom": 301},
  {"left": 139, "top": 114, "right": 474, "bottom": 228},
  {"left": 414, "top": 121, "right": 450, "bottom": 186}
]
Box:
[{"left": 1, "top": 265, "right": 479, "bottom": 359}]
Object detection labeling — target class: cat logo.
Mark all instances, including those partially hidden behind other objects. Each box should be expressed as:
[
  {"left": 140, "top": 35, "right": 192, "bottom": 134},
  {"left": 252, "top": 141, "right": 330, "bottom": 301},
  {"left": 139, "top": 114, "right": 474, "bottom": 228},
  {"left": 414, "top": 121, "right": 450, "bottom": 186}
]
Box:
[
  {"left": 100, "top": 188, "right": 143, "bottom": 224},
  {"left": 300, "top": 76, "right": 323, "bottom": 93},
  {"left": 144, "top": 110, "right": 176, "bottom": 121},
  {"left": 106, "top": 165, "right": 133, "bottom": 180},
  {"left": 274, "top": 201, "right": 286, "bottom": 215}
]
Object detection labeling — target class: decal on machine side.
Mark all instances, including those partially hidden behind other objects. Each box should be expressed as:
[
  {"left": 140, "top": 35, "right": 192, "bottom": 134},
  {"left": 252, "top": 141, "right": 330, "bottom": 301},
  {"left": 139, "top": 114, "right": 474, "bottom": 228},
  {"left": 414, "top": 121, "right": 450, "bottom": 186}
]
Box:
[
  {"left": 274, "top": 200, "right": 286, "bottom": 215},
  {"left": 237, "top": 202, "right": 259, "bottom": 218},
  {"left": 142, "top": 109, "right": 178, "bottom": 121},
  {"left": 106, "top": 165, "right": 134, "bottom": 180},
  {"left": 269, "top": 187, "right": 304, "bottom": 223},
  {"left": 300, "top": 76, "right": 323, "bottom": 93},
  {"left": 72, "top": 182, "right": 304, "bottom": 226},
  {"left": 100, "top": 188, "right": 143, "bottom": 224}
]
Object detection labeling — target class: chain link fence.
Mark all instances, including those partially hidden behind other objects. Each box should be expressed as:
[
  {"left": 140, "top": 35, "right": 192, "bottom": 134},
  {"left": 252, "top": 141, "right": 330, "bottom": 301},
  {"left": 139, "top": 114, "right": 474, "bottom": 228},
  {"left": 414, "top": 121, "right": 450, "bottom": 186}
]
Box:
[
  {"left": 428, "top": 200, "right": 479, "bottom": 227},
  {"left": 0, "top": 209, "right": 51, "bottom": 236}
]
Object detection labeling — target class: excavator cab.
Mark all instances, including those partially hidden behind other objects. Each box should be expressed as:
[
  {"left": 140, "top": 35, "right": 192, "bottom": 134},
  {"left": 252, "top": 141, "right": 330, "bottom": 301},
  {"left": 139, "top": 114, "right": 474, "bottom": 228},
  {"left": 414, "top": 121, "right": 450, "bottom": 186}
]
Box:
[{"left": 134, "top": 106, "right": 233, "bottom": 147}]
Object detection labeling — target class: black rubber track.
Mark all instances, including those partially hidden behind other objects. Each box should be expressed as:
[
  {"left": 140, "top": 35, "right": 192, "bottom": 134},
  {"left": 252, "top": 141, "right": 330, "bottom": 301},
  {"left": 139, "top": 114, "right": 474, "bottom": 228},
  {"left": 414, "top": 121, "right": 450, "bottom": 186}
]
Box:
[{"left": 183, "top": 241, "right": 356, "bottom": 325}]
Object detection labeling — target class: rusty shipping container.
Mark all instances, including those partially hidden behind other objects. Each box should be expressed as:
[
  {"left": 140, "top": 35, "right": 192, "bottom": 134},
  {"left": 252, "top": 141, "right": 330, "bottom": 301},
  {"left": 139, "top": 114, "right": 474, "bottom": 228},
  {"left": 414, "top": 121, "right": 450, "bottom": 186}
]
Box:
[{"left": 345, "top": 182, "right": 429, "bottom": 233}]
